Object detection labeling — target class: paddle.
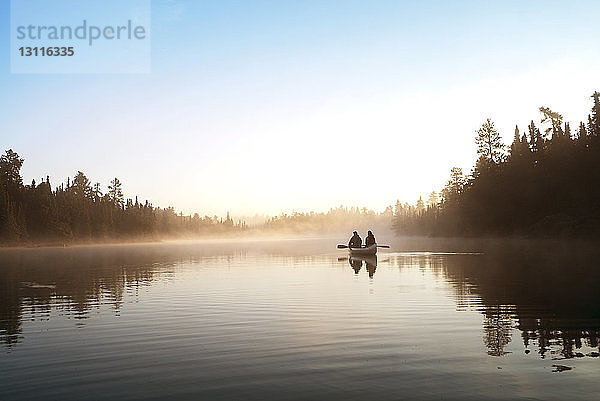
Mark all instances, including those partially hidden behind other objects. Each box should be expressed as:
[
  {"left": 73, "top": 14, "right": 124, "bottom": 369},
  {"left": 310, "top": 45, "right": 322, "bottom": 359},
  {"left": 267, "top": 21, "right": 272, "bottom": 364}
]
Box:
[{"left": 337, "top": 244, "right": 390, "bottom": 249}]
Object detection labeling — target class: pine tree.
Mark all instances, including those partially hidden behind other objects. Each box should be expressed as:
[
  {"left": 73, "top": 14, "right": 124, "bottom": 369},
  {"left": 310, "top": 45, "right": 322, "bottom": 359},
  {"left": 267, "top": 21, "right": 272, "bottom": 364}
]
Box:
[
  {"left": 0, "top": 149, "right": 24, "bottom": 200},
  {"left": 590, "top": 91, "right": 600, "bottom": 136},
  {"left": 416, "top": 197, "right": 425, "bottom": 214},
  {"left": 394, "top": 200, "right": 402, "bottom": 217},
  {"left": 108, "top": 178, "right": 124, "bottom": 207},
  {"left": 564, "top": 122, "right": 571, "bottom": 140},
  {"left": 427, "top": 191, "right": 439, "bottom": 207},
  {"left": 442, "top": 167, "right": 464, "bottom": 202},
  {"left": 511, "top": 125, "right": 521, "bottom": 158},
  {"left": 528, "top": 121, "right": 542, "bottom": 154},
  {"left": 71, "top": 171, "right": 92, "bottom": 199},
  {"left": 92, "top": 183, "right": 102, "bottom": 201},
  {"left": 475, "top": 118, "right": 504, "bottom": 163},
  {"left": 577, "top": 121, "right": 588, "bottom": 142},
  {"left": 539, "top": 106, "right": 563, "bottom": 140}
]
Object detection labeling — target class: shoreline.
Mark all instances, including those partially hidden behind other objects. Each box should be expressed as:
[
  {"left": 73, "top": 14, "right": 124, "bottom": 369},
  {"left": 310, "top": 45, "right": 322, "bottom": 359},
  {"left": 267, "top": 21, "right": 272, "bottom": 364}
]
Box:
[{"left": 2, "top": 232, "right": 599, "bottom": 253}]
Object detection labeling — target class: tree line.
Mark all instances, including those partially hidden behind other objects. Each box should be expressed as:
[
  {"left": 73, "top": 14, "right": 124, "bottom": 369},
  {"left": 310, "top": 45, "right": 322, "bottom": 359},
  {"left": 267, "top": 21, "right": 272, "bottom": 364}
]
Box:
[
  {"left": 0, "top": 151, "right": 244, "bottom": 245},
  {"left": 0, "top": 148, "right": 395, "bottom": 246},
  {"left": 264, "top": 205, "right": 394, "bottom": 233},
  {"left": 394, "top": 91, "right": 600, "bottom": 237}
]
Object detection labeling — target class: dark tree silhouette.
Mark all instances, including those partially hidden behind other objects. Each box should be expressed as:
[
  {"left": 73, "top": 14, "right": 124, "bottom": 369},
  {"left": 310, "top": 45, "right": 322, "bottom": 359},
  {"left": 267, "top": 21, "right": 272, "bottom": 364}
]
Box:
[
  {"left": 394, "top": 91, "right": 600, "bottom": 237},
  {"left": 108, "top": 177, "right": 124, "bottom": 207},
  {"left": 0, "top": 153, "right": 246, "bottom": 245},
  {"left": 475, "top": 118, "right": 504, "bottom": 164}
]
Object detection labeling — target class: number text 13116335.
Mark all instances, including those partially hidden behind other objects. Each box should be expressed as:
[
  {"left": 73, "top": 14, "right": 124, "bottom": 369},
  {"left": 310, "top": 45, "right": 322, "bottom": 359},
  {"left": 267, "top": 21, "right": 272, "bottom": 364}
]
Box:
[{"left": 19, "top": 47, "right": 74, "bottom": 56}]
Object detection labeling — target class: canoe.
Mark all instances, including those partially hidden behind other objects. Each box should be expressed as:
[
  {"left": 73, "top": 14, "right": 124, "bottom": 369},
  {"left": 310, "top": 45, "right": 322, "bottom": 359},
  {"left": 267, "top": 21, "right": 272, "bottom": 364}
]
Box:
[{"left": 348, "top": 244, "right": 377, "bottom": 256}]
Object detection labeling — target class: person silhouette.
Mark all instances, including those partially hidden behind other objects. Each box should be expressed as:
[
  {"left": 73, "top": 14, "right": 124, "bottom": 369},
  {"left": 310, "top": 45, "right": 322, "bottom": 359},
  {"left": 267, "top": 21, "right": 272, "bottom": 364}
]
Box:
[
  {"left": 365, "top": 230, "right": 376, "bottom": 247},
  {"left": 349, "top": 258, "right": 362, "bottom": 274},
  {"left": 348, "top": 231, "right": 362, "bottom": 248},
  {"left": 366, "top": 256, "right": 377, "bottom": 278}
]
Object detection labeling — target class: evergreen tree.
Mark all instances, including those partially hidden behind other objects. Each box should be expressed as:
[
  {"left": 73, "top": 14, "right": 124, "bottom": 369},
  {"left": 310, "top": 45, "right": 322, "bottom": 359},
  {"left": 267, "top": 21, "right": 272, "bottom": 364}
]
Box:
[
  {"left": 475, "top": 118, "right": 504, "bottom": 163},
  {"left": 528, "top": 121, "right": 542, "bottom": 154},
  {"left": 71, "top": 171, "right": 92, "bottom": 199},
  {"left": 442, "top": 167, "right": 464, "bottom": 202},
  {"left": 427, "top": 191, "right": 439, "bottom": 207},
  {"left": 539, "top": 106, "right": 563, "bottom": 140},
  {"left": 108, "top": 178, "right": 124, "bottom": 207},
  {"left": 395, "top": 91, "right": 600, "bottom": 237},
  {"left": 92, "top": 183, "right": 102, "bottom": 201},
  {"left": 394, "top": 199, "right": 402, "bottom": 217},
  {"left": 510, "top": 125, "right": 522, "bottom": 158},
  {"left": 564, "top": 122, "right": 571, "bottom": 140},
  {"left": 416, "top": 197, "right": 425, "bottom": 213},
  {"left": 590, "top": 91, "right": 600, "bottom": 137},
  {"left": 577, "top": 121, "right": 588, "bottom": 146},
  {"left": 0, "top": 149, "right": 24, "bottom": 199}
]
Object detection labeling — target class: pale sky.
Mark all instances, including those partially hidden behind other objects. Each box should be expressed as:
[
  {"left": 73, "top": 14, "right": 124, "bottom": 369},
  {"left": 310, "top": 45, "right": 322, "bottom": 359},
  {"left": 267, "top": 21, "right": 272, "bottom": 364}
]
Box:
[{"left": 2, "top": 0, "right": 600, "bottom": 216}]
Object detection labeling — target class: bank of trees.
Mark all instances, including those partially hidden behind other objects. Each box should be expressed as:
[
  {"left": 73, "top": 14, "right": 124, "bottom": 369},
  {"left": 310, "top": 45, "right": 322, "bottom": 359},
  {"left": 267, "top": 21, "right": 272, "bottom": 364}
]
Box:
[
  {"left": 394, "top": 92, "right": 600, "bottom": 237},
  {"left": 0, "top": 152, "right": 244, "bottom": 245},
  {"left": 264, "top": 205, "right": 394, "bottom": 233}
]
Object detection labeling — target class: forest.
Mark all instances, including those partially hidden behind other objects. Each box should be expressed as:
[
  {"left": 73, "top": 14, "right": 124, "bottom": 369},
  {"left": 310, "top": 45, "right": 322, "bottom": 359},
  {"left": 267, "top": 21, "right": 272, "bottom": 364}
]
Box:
[
  {"left": 3, "top": 92, "right": 600, "bottom": 245},
  {"left": 0, "top": 149, "right": 392, "bottom": 245},
  {"left": 394, "top": 91, "right": 600, "bottom": 237},
  {"left": 264, "top": 205, "right": 394, "bottom": 234},
  {"left": 0, "top": 154, "right": 245, "bottom": 245}
]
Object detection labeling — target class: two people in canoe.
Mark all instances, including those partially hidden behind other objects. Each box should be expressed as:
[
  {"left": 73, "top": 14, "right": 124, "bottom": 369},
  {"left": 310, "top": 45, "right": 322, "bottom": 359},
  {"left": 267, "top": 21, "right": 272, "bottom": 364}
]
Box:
[{"left": 348, "top": 230, "right": 376, "bottom": 248}]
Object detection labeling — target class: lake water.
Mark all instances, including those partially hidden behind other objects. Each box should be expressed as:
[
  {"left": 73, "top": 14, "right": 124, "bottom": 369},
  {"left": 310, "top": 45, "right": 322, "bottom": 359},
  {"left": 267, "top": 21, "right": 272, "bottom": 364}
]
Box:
[{"left": 1, "top": 237, "right": 600, "bottom": 400}]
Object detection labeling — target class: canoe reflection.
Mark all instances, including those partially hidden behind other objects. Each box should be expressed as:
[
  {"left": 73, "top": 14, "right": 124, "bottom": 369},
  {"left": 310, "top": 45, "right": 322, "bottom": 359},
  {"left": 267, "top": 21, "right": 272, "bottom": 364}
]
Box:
[{"left": 349, "top": 255, "right": 377, "bottom": 278}]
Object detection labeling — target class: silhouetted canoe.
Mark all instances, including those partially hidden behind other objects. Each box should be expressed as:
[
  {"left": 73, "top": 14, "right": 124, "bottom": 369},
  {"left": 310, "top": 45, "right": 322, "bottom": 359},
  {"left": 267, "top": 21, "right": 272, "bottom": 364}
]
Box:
[{"left": 348, "top": 244, "right": 377, "bottom": 256}]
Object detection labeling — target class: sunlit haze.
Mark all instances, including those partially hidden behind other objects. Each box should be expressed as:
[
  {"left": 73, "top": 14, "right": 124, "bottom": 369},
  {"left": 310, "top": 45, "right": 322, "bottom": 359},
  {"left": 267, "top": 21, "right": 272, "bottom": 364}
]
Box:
[{"left": 2, "top": 0, "right": 600, "bottom": 217}]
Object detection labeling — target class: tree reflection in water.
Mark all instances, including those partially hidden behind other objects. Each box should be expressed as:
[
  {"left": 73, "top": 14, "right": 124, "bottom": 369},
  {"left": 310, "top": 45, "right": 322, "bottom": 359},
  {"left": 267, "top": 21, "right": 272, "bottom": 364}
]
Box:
[
  {"left": 0, "top": 245, "right": 188, "bottom": 348},
  {"left": 4, "top": 240, "right": 600, "bottom": 362},
  {"left": 392, "top": 242, "right": 600, "bottom": 359},
  {"left": 0, "top": 241, "right": 312, "bottom": 349}
]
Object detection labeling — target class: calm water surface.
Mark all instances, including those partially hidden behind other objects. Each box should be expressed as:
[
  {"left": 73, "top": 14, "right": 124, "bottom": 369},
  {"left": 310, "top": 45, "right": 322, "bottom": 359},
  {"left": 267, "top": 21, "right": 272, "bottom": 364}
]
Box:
[{"left": 1, "top": 238, "right": 600, "bottom": 400}]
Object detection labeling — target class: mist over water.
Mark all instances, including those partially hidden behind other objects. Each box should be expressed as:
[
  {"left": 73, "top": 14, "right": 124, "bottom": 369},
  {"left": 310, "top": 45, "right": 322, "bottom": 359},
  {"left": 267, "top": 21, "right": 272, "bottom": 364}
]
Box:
[{"left": 1, "top": 238, "right": 600, "bottom": 400}]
